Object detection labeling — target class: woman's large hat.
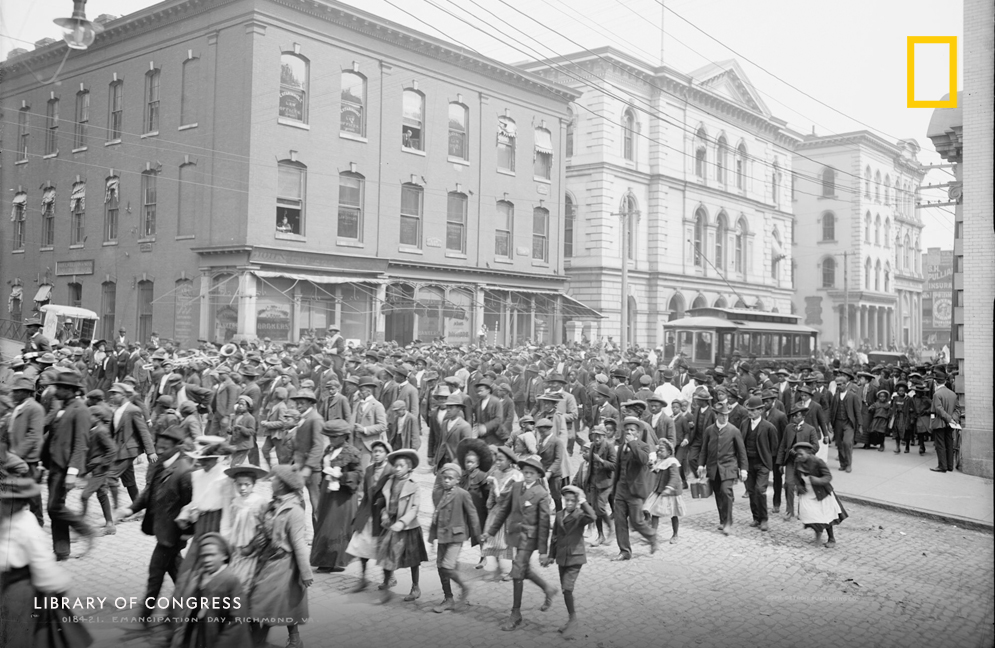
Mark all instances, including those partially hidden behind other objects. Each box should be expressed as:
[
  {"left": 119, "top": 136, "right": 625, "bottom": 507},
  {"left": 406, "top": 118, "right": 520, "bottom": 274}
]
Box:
[
  {"left": 457, "top": 437, "right": 494, "bottom": 472},
  {"left": 224, "top": 465, "right": 268, "bottom": 481}
]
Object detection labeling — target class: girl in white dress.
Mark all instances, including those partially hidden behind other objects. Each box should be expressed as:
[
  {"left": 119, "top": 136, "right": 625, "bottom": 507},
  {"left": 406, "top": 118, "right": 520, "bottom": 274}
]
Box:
[
  {"left": 481, "top": 446, "right": 523, "bottom": 580},
  {"left": 220, "top": 465, "right": 269, "bottom": 586}
]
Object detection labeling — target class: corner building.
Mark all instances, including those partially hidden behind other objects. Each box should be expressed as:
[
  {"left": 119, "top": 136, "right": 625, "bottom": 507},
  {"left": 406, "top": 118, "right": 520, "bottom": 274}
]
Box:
[
  {"left": 521, "top": 50, "right": 798, "bottom": 346},
  {"left": 791, "top": 132, "right": 926, "bottom": 351},
  {"left": 0, "top": 0, "right": 587, "bottom": 347}
]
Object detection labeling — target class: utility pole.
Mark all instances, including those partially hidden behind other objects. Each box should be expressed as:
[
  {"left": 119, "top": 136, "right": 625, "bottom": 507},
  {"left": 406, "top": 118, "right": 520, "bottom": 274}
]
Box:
[
  {"left": 659, "top": 0, "right": 666, "bottom": 66},
  {"left": 834, "top": 250, "right": 850, "bottom": 347},
  {"left": 615, "top": 206, "right": 638, "bottom": 351}
]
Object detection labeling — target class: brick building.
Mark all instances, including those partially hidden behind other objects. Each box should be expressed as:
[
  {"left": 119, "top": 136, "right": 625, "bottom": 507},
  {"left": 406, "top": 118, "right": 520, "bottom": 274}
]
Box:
[
  {"left": 520, "top": 50, "right": 798, "bottom": 347},
  {"left": 1, "top": 0, "right": 590, "bottom": 348},
  {"left": 791, "top": 133, "right": 926, "bottom": 351}
]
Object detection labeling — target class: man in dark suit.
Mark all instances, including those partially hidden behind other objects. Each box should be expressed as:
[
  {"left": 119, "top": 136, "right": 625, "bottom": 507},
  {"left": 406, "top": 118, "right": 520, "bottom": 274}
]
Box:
[
  {"left": 611, "top": 417, "right": 659, "bottom": 560},
  {"left": 828, "top": 369, "right": 861, "bottom": 473},
  {"left": 482, "top": 456, "right": 555, "bottom": 632},
  {"left": 117, "top": 425, "right": 193, "bottom": 626},
  {"left": 290, "top": 389, "right": 325, "bottom": 527},
  {"left": 6, "top": 374, "right": 45, "bottom": 524},
  {"left": 691, "top": 401, "right": 747, "bottom": 535},
  {"left": 107, "top": 382, "right": 157, "bottom": 508},
  {"left": 588, "top": 384, "right": 619, "bottom": 430},
  {"left": 494, "top": 382, "right": 516, "bottom": 443},
  {"left": 42, "top": 370, "right": 93, "bottom": 560},
  {"left": 737, "top": 363, "right": 758, "bottom": 401},
  {"left": 761, "top": 389, "right": 789, "bottom": 514},
  {"left": 582, "top": 425, "right": 616, "bottom": 547},
  {"left": 22, "top": 317, "right": 52, "bottom": 355},
  {"left": 741, "top": 396, "right": 778, "bottom": 531},
  {"left": 776, "top": 404, "right": 821, "bottom": 521},
  {"left": 687, "top": 387, "right": 716, "bottom": 458},
  {"left": 930, "top": 370, "right": 959, "bottom": 472},
  {"left": 472, "top": 378, "right": 505, "bottom": 446}
]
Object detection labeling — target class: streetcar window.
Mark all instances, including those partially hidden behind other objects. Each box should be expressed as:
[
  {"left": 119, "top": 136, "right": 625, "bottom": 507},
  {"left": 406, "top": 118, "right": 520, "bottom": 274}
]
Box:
[
  {"left": 736, "top": 333, "right": 749, "bottom": 354},
  {"left": 664, "top": 332, "right": 676, "bottom": 361},
  {"left": 678, "top": 330, "right": 693, "bottom": 357},
  {"left": 695, "top": 331, "right": 713, "bottom": 363},
  {"left": 762, "top": 333, "right": 773, "bottom": 356},
  {"left": 721, "top": 332, "right": 734, "bottom": 360},
  {"left": 792, "top": 334, "right": 801, "bottom": 355},
  {"left": 751, "top": 333, "right": 762, "bottom": 356},
  {"left": 770, "top": 334, "right": 781, "bottom": 356},
  {"left": 781, "top": 334, "right": 790, "bottom": 356},
  {"left": 801, "top": 334, "right": 811, "bottom": 355}
]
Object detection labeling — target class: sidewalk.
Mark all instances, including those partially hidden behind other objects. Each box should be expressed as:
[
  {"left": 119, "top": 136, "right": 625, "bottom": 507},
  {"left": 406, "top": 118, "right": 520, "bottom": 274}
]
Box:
[{"left": 829, "top": 444, "right": 994, "bottom": 530}]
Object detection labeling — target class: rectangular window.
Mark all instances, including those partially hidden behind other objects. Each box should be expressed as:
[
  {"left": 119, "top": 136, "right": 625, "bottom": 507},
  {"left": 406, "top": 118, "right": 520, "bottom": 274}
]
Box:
[
  {"left": 402, "top": 90, "right": 424, "bottom": 151},
  {"left": 495, "top": 202, "right": 513, "bottom": 258},
  {"left": 145, "top": 70, "right": 160, "bottom": 133},
  {"left": 177, "top": 164, "right": 198, "bottom": 237},
  {"left": 101, "top": 283, "right": 116, "bottom": 341},
  {"left": 74, "top": 91, "right": 89, "bottom": 148},
  {"left": 399, "top": 184, "right": 422, "bottom": 248},
  {"left": 448, "top": 103, "right": 468, "bottom": 160},
  {"left": 276, "top": 163, "right": 305, "bottom": 235},
  {"left": 45, "top": 100, "right": 59, "bottom": 155},
  {"left": 141, "top": 172, "right": 157, "bottom": 237},
  {"left": 104, "top": 177, "right": 119, "bottom": 242},
  {"left": 180, "top": 58, "right": 199, "bottom": 126},
  {"left": 41, "top": 188, "right": 56, "bottom": 247},
  {"left": 12, "top": 195, "right": 26, "bottom": 250},
  {"left": 497, "top": 118, "right": 516, "bottom": 172},
  {"left": 694, "top": 331, "right": 714, "bottom": 363},
  {"left": 68, "top": 283, "right": 82, "bottom": 308},
  {"left": 137, "top": 281, "right": 154, "bottom": 344},
  {"left": 17, "top": 108, "right": 29, "bottom": 161},
  {"left": 109, "top": 81, "right": 123, "bottom": 140},
  {"left": 534, "top": 128, "right": 553, "bottom": 180},
  {"left": 446, "top": 193, "right": 467, "bottom": 253},
  {"left": 532, "top": 207, "right": 548, "bottom": 261},
  {"left": 70, "top": 183, "right": 85, "bottom": 245},
  {"left": 337, "top": 174, "right": 363, "bottom": 240}
]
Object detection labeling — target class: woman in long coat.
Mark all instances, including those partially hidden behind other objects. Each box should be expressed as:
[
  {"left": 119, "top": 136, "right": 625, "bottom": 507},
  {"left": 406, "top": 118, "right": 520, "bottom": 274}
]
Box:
[
  {"left": 310, "top": 420, "right": 363, "bottom": 572},
  {"left": 247, "top": 466, "right": 313, "bottom": 648},
  {"left": 345, "top": 440, "right": 392, "bottom": 591}
]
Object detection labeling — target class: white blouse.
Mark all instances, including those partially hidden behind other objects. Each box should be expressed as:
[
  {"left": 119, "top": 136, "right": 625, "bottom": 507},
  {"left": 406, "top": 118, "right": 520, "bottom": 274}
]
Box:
[{"left": 0, "top": 509, "right": 73, "bottom": 593}]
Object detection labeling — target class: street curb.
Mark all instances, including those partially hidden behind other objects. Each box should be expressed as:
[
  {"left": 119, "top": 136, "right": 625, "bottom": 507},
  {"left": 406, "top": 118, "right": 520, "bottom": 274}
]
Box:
[{"left": 836, "top": 493, "right": 995, "bottom": 533}]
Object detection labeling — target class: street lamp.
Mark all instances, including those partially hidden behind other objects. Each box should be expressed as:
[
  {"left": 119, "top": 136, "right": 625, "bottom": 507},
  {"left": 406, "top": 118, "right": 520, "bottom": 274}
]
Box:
[{"left": 54, "top": 0, "right": 103, "bottom": 50}]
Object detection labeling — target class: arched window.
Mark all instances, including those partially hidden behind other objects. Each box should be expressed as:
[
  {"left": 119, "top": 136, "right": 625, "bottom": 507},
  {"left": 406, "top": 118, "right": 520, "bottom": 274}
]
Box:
[
  {"left": 735, "top": 217, "right": 747, "bottom": 273},
  {"left": 566, "top": 107, "right": 575, "bottom": 158},
  {"left": 693, "top": 209, "right": 706, "bottom": 267},
  {"left": 497, "top": 116, "right": 516, "bottom": 171},
  {"left": 337, "top": 172, "right": 364, "bottom": 241},
  {"left": 714, "top": 296, "right": 728, "bottom": 308},
  {"left": 716, "top": 136, "right": 728, "bottom": 184},
  {"left": 771, "top": 227, "right": 783, "bottom": 281},
  {"left": 564, "top": 195, "right": 575, "bottom": 258},
  {"left": 400, "top": 183, "right": 423, "bottom": 248},
  {"left": 896, "top": 235, "right": 904, "bottom": 269},
  {"left": 865, "top": 257, "right": 872, "bottom": 289},
  {"left": 874, "top": 214, "right": 881, "bottom": 245},
  {"left": 495, "top": 201, "right": 513, "bottom": 259},
  {"left": 70, "top": 182, "right": 85, "bottom": 246},
  {"left": 822, "top": 257, "right": 836, "bottom": 288},
  {"left": 340, "top": 71, "right": 366, "bottom": 136},
  {"left": 865, "top": 212, "right": 872, "bottom": 243},
  {"left": 448, "top": 102, "right": 469, "bottom": 160},
  {"left": 144, "top": 68, "right": 160, "bottom": 133},
  {"left": 100, "top": 281, "right": 116, "bottom": 341},
  {"left": 715, "top": 213, "right": 728, "bottom": 271},
  {"left": 622, "top": 109, "right": 636, "bottom": 161},
  {"left": 141, "top": 169, "right": 157, "bottom": 237},
  {"left": 103, "top": 176, "right": 119, "bottom": 242},
  {"left": 622, "top": 194, "right": 638, "bottom": 260},
  {"left": 822, "top": 211, "right": 835, "bottom": 241},
  {"left": 137, "top": 280, "right": 154, "bottom": 344},
  {"left": 276, "top": 161, "right": 305, "bottom": 236},
  {"left": 532, "top": 207, "right": 549, "bottom": 261},
  {"left": 822, "top": 167, "right": 835, "bottom": 197},
  {"left": 279, "top": 53, "right": 307, "bottom": 123},
  {"left": 884, "top": 218, "right": 891, "bottom": 247},
  {"left": 772, "top": 161, "right": 781, "bottom": 206},
  {"left": 914, "top": 237, "right": 921, "bottom": 273},
  {"left": 736, "top": 143, "right": 747, "bottom": 189},
  {"left": 874, "top": 171, "right": 881, "bottom": 202},
  {"left": 694, "top": 127, "right": 707, "bottom": 178},
  {"left": 402, "top": 89, "right": 425, "bottom": 151},
  {"left": 884, "top": 175, "right": 891, "bottom": 205},
  {"left": 534, "top": 127, "right": 553, "bottom": 179},
  {"left": 864, "top": 166, "right": 871, "bottom": 197},
  {"left": 884, "top": 265, "right": 891, "bottom": 292},
  {"left": 692, "top": 294, "right": 707, "bottom": 309},
  {"left": 446, "top": 192, "right": 468, "bottom": 254},
  {"left": 875, "top": 260, "right": 882, "bottom": 291},
  {"left": 180, "top": 57, "right": 199, "bottom": 128},
  {"left": 41, "top": 185, "right": 56, "bottom": 248},
  {"left": 668, "top": 293, "right": 685, "bottom": 321},
  {"left": 108, "top": 80, "right": 123, "bottom": 140},
  {"left": 904, "top": 234, "right": 912, "bottom": 270}
]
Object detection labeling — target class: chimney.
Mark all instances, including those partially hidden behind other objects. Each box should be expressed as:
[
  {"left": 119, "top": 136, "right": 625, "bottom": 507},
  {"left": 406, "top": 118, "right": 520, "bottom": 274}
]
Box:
[
  {"left": 34, "top": 37, "right": 57, "bottom": 49},
  {"left": 7, "top": 47, "right": 28, "bottom": 60}
]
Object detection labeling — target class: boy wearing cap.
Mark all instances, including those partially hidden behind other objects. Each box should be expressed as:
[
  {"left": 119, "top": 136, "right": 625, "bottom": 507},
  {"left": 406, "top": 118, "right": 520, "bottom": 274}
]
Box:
[
  {"left": 229, "top": 396, "right": 257, "bottom": 467},
  {"left": 482, "top": 456, "right": 556, "bottom": 632},
  {"left": 582, "top": 425, "right": 616, "bottom": 547},
  {"left": 429, "top": 462, "right": 481, "bottom": 612},
  {"left": 543, "top": 484, "right": 596, "bottom": 637},
  {"left": 777, "top": 404, "right": 821, "bottom": 520},
  {"left": 535, "top": 417, "right": 567, "bottom": 512},
  {"left": 350, "top": 378, "right": 389, "bottom": 471}
]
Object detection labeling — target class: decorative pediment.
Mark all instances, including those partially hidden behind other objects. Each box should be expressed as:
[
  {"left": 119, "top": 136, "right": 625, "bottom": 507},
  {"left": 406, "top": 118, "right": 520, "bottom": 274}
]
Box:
[{"left": 689, "top": 60, "right": 769, "bottom": 117}]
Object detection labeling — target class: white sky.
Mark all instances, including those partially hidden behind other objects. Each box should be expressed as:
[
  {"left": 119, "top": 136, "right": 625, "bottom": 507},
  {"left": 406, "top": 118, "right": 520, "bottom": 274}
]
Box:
[{"left": 1, "top": 0, "right": 962, "bottom": 245}]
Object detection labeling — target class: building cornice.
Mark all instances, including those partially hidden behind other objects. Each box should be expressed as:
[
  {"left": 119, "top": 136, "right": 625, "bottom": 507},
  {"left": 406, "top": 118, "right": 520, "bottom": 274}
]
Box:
[{"left": 795, "top": 131, "right": 927, "bottom": 180}]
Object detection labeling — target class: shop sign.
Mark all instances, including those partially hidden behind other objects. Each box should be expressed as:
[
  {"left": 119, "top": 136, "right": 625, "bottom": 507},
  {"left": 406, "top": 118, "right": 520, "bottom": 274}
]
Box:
[
  {"left": 55, "top": 260, "right": 94, "bottom": 276},
  {"left": 257, "top": 305, "right": 291, "bottom": 341}
]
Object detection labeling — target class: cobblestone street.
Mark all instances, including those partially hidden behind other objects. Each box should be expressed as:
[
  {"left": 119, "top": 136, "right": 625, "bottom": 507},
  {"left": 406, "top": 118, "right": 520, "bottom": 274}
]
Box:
[{"left": 45, "top": 454, "right": 995, "bottom": 648}]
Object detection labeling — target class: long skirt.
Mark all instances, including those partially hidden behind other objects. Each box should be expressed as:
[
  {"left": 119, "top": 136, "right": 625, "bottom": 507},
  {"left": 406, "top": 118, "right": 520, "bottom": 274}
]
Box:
[
  {"left": 249, "top": 550, "right": 308, "bottom": 626},
  {"left": 798, "top": 488, "right": 848, "bottom": 532},
  {"left": 310, "top": 489, "right": 356, "bottom": 569},
  {"left": 481, "top": 507, "right": 513, "bottom": 559},
  {"left": 375, "top": 528, "right": 428, "bottom": 571},
  {"left": 642, "top": 492, "right": 688, "bottom": 519},
  {"left": 345, "top": 518, "right": 380, "bottom": 561}
]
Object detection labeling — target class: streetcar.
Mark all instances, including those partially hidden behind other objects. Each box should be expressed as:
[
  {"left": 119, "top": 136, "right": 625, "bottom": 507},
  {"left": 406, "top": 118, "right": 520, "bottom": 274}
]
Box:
[{"left": 662, "top": 307, "right": 818, "bottom": 368}]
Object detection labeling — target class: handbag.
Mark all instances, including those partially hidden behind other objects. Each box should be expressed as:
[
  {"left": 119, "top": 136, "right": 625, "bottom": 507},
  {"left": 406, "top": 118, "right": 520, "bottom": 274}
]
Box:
[{"left": 690, "top": 476, "right": 712, "bottom": 499}]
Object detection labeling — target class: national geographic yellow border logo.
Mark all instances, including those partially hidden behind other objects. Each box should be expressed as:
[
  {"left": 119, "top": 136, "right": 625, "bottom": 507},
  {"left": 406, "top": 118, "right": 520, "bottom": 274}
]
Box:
[{"left": 907, "top": 36, "right": 957, "bottom": 108}]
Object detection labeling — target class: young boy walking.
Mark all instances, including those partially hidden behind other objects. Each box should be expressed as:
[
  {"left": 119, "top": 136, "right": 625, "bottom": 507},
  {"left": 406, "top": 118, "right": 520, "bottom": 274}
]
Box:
[
  {"left": 543, "top": 484, "right": 596, "bottom": 637},
  {"left": 428, "top": 462, "right": 482, "bottom": 613}
]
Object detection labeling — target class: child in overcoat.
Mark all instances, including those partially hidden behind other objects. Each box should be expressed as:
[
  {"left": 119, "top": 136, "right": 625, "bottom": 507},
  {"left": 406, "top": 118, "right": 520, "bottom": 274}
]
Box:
[
  {"left": 542, "top": 484, "right": 596, "bottom": 638},
  {"left": 428, "top": 462, "right": 481, "bottom": 613}
]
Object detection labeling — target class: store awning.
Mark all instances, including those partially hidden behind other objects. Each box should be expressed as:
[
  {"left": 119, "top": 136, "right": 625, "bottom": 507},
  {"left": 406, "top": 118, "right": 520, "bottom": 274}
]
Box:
[
  {"left": 10, "top": 192, "right": 26, "bottom": 222},
  {"left": 560, "top": 294, "right": 603, "bottom": 319},
  {"left": 105, "top": 177, "right": 119, "bottom": 204},
  {"left": 41, "top": 187, "right": 56, "bottom": 206},
  {"left": 534, "top": 128, "right": 553, "bottom": 156},
  {"left": 34, "top": 284, "right": 53, "bottom": 302},
  {"left": 70, "top": 183, "right": 86, "bottom": 212},
  {"left": 252, "top": 270, "right": 389, "bottom": 285}
]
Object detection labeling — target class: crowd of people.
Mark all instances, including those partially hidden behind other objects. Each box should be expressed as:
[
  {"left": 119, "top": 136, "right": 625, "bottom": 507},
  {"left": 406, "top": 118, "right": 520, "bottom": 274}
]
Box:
[{"left": 0, "top": 318, "right": 962, "bottom": 647}]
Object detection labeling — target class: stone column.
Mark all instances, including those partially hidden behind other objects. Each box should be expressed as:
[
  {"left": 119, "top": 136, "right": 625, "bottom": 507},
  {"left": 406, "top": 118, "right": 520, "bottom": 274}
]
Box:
[
  {"left": 374, "top": 283, "right": 386, "bottom": 342},
  {"left": 236, "top": 271, "right": 258, "bottom": 341},
  {"left": 198, "top": 269, "right": 211, "bottom": 343}
]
